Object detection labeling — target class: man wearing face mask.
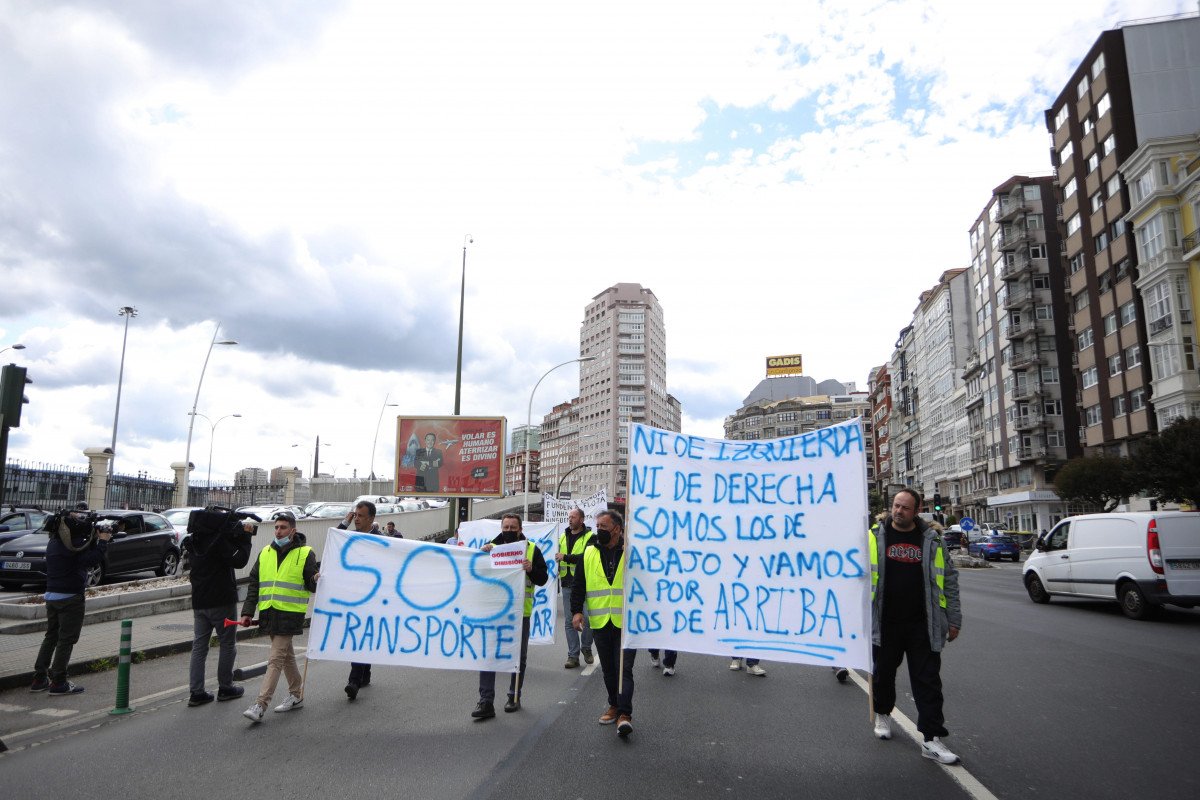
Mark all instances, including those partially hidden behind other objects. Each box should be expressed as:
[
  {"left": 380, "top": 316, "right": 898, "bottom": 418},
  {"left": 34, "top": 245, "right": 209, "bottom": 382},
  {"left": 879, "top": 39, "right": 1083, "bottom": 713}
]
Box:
[
  {"left": 239, "top": 512, "right": 319, "bottom": 723},
  {"left": 572, "top": 509, "right": 635, "bottom": 737},
  {"left": 471, "top": 513, "right": 548, "bottom": 719}
]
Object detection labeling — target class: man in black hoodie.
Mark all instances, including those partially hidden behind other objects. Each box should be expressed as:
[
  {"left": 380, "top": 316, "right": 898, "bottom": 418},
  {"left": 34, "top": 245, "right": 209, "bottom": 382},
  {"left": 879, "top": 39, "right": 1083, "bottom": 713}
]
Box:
[
  {"left": 30, "top": 512, "right": 112, "bottom": 696},
  {"left": 185, "top": 511, "right": 253, "bottom": 707}
]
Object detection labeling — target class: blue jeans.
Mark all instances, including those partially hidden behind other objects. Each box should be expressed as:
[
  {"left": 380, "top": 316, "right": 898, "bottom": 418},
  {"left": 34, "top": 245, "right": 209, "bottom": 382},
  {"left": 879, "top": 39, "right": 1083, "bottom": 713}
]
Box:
[{"left": 561, "top": 584, "right": 592, "bottom": 657}]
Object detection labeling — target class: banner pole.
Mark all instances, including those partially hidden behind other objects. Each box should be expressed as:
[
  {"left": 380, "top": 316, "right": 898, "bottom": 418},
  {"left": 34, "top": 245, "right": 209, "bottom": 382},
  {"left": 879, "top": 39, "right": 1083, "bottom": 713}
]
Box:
[
  {"left": 300, "top": 656, "right": 310, "bottom": 700},
  {"left": 868, "top": 673, "right": 874, "bottom": 722}
]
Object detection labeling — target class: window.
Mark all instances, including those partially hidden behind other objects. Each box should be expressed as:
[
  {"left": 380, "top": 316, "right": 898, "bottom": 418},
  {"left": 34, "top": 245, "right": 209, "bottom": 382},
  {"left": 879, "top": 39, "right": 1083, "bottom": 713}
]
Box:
[
  {"left": 1112, "top": 395, "right": 1127, "bottom": 417},
  {"left": 1092, "top": 52, "right": 1106, "bottom": 78},
  {"left": 1125, "top": 344, "right": 1142, "bottom": 368},
  {"left": 1047, "top": 430, "right": 1066, "bottom": 447},
  {"left": 1073, "top": 291, "right": 1090, "bottom": 312},
  {"left": 1120, "top": 301, "right": 1136, "bottom": 326},
  {"left": 1098, "top": 271, "right": 1113, "bottom": 294},
  {"left": 1054, "top": 105, "right": 1069, "bottom": 131},
  {"left": 1133, "top": 169, "right": 1155, "bottom": 202},
  {"left": 1131, "top": 387, "right": 1146, "bottom": 412},
  {"left": 1152, "top": 341, "right": 1182, "bottom": 380},
  {"left": 1096, "top": 93, "right": 1111, "bottom": 118},
  {"left": 1103, "top": 313, "right": 1117, "bottom": 335},
  {"left": 1063, "top": 177, "right": 1077, "bottom": 199},
  {"left": 1147, "top": 280, "right": 1172, "bottom": 323},
  {"left": 1110, "top": 218, "right": 1125, "bottom": 239},
  {"left": 1078, "top": 327, "right": 1094, "bottom": 350},
  {"left": 1081, "top": 366, "right": 1099, "bottom": 388},
  {"left": 1066, "top": 214, "right": 1082, "bottom": 236},
  {"left": 1136, "top": 212, "right": 1180, "bottom": 261},
  {"left": 1108, "top": 353, "right": 1122, "bottom": 376},
  {"left": 1086, "top": 152, "right": 1100, "bottom": 174},
  {"left": 1027, "top": 214, "right": 1043, "bottom": 229},
  {"left": 1077, "top": 75, "right": 1090, "bottom": 99},
  {"left": 1085, "top": 404, "right": 1103, "bottom": 426},
  {"left": 1089, "top": 192, "right": 1103, "bottom": 213},
  {"left": 1082, "top": 116, "right": 1095, "bottom": 137},
  {"left": 1036, "top": 305, "right": 1053, "bottom": 320},
  {"left": 1029, "top": 244, "right": 1046, "bottom": 259},
  {"left": 1106, "top": 174, "right": 1121, "bottom": 198},
  {"left": 1069, "top": 253, "right": 1085, "bottom": 274},
  {"left": 1045, "top": 399, "right": 1063, "bottom": 415},
  {"left": 1033, "top": 275, "right": 1051, "bottom": 289},
  {"left": 1042, "top": 367, "right": 1060, "bottom": 384},
  {"left": 1094, "top": 231, "right": 1108, "bottom": 252},
  {"left": 1102, "top": 135, "right": 1116, "bottom": 157}
]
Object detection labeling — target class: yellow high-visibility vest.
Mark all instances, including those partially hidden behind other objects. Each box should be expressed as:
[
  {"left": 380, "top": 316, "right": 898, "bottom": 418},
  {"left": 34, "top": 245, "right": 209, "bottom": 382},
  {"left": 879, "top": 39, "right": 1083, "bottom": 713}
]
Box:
[
  {"left": 256, "top": 545, "right": 312, "bottom": 614},
  {"left": 558, "top": 527, "right": 595, "bottom": 582},
  {"left": 522, "top": 540, "right": 537, "bottom": 617},
  {"left": 582, "top": 545, "right": 623, "bottom": 629},
  {"left": 868, "top": 526, "right": 946, "bottom": 608}
]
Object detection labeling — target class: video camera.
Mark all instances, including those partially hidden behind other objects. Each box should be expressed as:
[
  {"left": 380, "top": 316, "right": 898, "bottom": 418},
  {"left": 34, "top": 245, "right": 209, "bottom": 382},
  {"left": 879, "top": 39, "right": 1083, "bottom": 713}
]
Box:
[
  {"left": 45, "top": 508, "right": 103, "bottom": 552},
  {"left": 185, "top": 506, "right": 261, "bottom": 556}
]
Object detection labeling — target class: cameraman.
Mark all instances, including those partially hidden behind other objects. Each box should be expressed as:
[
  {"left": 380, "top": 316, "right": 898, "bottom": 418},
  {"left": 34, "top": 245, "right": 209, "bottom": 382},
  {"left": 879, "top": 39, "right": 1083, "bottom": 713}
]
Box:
[
  {"left": 30, "top": 513, "right": 113, "bottom": 696},
  {"left": 186, "top": 511, "right": 254, "bottom": 706}
]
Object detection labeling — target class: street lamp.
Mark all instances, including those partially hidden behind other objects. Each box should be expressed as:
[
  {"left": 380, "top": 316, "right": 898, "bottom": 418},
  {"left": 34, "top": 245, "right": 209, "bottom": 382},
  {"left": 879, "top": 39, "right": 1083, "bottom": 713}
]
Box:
[
  {"left": 448, "top": 234, "right": 473, "bottom": 536},
  {"left": 370, "top": 393, "right": 400, "bottom": 481},
  {"left": 106, "top": 307, "right": 136, "bottom": 507},
  {"left": 291, "top": 444, "right": 311, "bottom": 477},
  {"left": 0, "top": 343, "right": 25, "bottom": 356},
  {"left": 524, "top": 356, "right": 596, "bottom": 521},
  {"left": 183, "top": 324, "right": 237, "bottom": 492},
  {"left": 189, "top": 412, "right": 242, "bottom": 489}
]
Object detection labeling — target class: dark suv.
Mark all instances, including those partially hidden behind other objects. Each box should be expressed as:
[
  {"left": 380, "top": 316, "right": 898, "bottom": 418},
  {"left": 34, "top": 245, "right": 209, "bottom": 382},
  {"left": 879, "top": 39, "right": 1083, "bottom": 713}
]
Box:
[{"left": 0, "top": 509, "right": 181, "bottom": 591}]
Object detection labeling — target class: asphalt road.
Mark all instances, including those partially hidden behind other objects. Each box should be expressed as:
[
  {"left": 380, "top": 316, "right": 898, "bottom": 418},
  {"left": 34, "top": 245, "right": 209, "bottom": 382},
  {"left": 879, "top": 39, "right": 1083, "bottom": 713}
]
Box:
[{"left": 2, "top": 562, "right": 1197, "bottom": 800}]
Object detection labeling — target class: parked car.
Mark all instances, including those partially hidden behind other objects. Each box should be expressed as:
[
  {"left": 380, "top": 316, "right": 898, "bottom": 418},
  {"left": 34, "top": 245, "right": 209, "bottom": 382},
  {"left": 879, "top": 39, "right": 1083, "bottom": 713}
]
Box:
[
  {"left": 306, "top": 502, "right": 353, "bottom": 519},
  {"left": 0, "top": 510, "right": 182, "bottom": 591},
  {"left": 1023, "top": 511, "right": 1200, "bottom": 619},
  {"left": 944, "top": 525, "right": 963, "bottom": 551},
  {"left": 161, "top": 507, "right": 204, "bottom": 571},
  {"left": 0, "top": 505, "right": 50, "bottom": 547},
  {"left": 969, "top": 534, "right": 1021, "bottom": 562},
  {"left": 235, "top": 505, "right": 294, "bottom": 521}
]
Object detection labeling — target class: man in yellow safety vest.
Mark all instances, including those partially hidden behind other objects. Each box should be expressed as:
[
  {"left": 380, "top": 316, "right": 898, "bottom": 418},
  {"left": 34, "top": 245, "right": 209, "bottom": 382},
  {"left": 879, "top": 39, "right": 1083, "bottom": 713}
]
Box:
[
  {"left": 239, "top": 512, "right": 319, "bottom": 723},
  {"left": 571, "top": 508, "right": 635, "bottom": 737},
  {"left": 555, "top": 507, "right": 595, "bottom": 669}
]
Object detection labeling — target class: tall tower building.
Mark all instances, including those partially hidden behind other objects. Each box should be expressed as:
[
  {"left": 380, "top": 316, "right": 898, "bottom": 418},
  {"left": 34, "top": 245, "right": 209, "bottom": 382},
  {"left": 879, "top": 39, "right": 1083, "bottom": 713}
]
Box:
[{"left": 577, "top": 283, "right": 676, "bottom": 500}]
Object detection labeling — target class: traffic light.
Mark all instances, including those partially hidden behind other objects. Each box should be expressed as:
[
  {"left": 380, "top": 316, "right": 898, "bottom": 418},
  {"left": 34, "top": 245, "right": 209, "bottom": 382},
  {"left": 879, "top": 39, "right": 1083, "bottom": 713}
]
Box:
[
  {"left": 933, "top": 493, "right": 943, "bottom": 512},
  {"left": 0, "top": 365, "right": 31, "bottom": 428}
]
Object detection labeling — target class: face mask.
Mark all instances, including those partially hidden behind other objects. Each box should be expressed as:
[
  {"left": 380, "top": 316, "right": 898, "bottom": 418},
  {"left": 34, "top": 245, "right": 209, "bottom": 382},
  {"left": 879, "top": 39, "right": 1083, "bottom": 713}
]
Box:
[
  {"left": 274, "top": 535, "right": 291, "bottom": 547},
  {"left": 596, "top": 529, "right": 611, "bottom": 546}
]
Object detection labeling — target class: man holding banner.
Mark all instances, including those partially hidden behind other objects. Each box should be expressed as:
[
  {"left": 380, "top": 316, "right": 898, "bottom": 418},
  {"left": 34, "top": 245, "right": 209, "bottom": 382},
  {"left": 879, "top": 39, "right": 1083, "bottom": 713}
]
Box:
[
  {"left": 472, "top": 513, "right": 548, "bottom": 719},
  {"left": 337, "top": 500, "right": 383, "bottom": 701},
  {"left": 572, "top": 509, "right": 635, "bottom": 737},
  {"left": 556, "top": 507, "right": 594, "bottom": 669}
]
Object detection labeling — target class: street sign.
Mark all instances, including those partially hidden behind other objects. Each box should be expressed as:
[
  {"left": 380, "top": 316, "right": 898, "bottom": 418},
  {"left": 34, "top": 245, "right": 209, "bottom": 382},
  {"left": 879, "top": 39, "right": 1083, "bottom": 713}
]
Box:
[{"left": 960, "top": 517, "right": 975, "bottom": 531}]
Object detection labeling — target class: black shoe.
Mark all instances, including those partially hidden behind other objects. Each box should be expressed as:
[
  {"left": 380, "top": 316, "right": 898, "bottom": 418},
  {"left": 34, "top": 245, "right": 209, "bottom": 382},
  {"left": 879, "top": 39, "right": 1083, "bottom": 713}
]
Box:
[
  {"left": 504, "top": 696, "right": 520, "bottom": 713},
  {"left": 189, "top": 691, "right": 215, "bottom": 707},
  {"left": 217, "top": 686, "right": 245, "bottom": 702},
  {"left": 345, "top": 682, "right": 359, "bottom": 701},
  {"left": 360, "top": 677, "right": 371, "bottom": 687},
  {"left": 48, "top": 682, "right": 84, "bottom": 696},
  {"left": 835, "top": 667, "right": 849, "bottom": 683},
  {"left": 471, "top": 701, "right": 495, "bottom": 719},
  {"left": 30, "top": 678, "right": 50, "bottom": 692}
]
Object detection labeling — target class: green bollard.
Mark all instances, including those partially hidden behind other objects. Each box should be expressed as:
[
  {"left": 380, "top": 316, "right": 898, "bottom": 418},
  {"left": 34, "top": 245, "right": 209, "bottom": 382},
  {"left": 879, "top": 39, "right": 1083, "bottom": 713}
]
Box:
[{"left": 109, "top": 619, "right": 136, "bottom": 715}]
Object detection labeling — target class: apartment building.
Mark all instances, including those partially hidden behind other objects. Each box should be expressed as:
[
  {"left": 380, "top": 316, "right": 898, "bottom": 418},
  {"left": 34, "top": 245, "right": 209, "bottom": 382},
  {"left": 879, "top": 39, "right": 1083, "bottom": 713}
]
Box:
[
  {"left": 724, "top": 394, "right": 872, "bottom": 458},
  {"left": 538, "top": 398, "right": 580, "bottom": 499},
  {"left": 868, "top": 364, "right": 892, "bottom": 499}
]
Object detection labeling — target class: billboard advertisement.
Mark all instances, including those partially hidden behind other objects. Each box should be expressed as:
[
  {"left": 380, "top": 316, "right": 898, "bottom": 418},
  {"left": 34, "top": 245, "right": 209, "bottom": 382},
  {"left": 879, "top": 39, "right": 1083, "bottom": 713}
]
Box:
[
  {"left": 766, "top": 354, "right": 803, "bottom": 377},
  {"left": 394, "top": 416, "right": 505, "bottom": 497}
]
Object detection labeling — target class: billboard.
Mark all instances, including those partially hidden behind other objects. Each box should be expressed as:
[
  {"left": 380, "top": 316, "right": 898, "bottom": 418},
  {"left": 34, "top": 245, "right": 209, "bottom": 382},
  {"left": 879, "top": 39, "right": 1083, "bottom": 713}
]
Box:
[
  {"left": 394, "top": 416, "right": 505, "bottom": 497},
  {"left": 766, "top": 354, "right": 803, "bottom": 376}
]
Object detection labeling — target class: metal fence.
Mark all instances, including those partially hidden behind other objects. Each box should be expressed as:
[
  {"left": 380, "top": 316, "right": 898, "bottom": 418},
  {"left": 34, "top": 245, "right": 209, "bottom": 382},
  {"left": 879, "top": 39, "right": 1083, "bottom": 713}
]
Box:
[{"left": 1, "top": 461, "right": 175, "bottom": 511}]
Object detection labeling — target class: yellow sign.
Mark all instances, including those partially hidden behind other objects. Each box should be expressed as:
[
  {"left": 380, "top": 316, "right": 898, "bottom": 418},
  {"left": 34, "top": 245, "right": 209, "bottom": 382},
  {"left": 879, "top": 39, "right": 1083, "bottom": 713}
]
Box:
[{"left": 766, "top": 354, "right": 803, "bottom": 376}]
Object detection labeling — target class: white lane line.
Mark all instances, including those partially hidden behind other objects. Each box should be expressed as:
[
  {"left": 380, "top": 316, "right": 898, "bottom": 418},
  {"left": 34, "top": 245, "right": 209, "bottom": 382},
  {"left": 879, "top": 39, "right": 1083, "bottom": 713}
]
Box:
[
  {"left": 31, "top": 708, "right": 79, "bottom": 718},
  {"left": 846, "top": 669, "right": 999, "bottom": 800},
  {"left": 0, "top": 701, "right": 30, "bottom": 712}
]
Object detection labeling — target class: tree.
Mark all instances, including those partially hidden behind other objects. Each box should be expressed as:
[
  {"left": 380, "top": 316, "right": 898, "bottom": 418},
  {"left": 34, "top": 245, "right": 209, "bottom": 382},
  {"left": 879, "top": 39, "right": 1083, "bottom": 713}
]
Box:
[
  {"left": 868, "top": 489, "right": 887, "bottom": 520},
  {"left": 1135, "top": 417, "right": 1200, "bottom": 507},
  {"left": 1052, "top": 456, "right": 1141, "bottom": 512}
]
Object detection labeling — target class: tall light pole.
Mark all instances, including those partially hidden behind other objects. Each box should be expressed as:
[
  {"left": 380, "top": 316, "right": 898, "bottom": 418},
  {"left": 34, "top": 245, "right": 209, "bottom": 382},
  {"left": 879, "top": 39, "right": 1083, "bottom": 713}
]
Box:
[
  {"left": 370, "top": 393, "right": 399, "bottom": 481},
  {"left": 0, "top": 343, "right": 25, "bottom": 356},
  {"left": 106, "top": 307, "right": 137, "bottom": 507},
  {"left": 448, "top": 235, "right": 472, "bottom": 535},
  {"left": 524, "top": 357, "right": 595, "bottom": 521},
  {"left": 183, "top": 324, "right": 238, "bottom": 494},
  {"left": 189, "top": 412, "right": 241, "bottom": 488},
  {"left": 291, "top": 444, "right": 311, "bottom": 477}
]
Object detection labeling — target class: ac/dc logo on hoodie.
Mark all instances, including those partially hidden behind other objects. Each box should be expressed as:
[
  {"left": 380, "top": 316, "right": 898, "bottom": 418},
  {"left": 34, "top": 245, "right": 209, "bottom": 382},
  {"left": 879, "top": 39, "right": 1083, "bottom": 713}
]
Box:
[{"left": 886, "top": 543, "right": 923, "bottom": 563}]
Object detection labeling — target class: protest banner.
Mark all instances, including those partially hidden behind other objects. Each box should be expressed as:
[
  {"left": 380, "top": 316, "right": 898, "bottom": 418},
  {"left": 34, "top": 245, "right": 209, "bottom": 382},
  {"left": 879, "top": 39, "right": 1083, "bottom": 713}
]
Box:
[
  {"left": 541, "top": 489, "right": 608, "bottom": 527},
  {"left": 395, "top": 416, "right": 505, "bottom": 497},
  {"left": 309, "top": 528, "right": 526, "bottom": 672},
  {"left": 458, "top": 519, "right": 558, "bottom": 645},
  {"left": 623, "top": 420, "right": 871, "bottom": 671}
]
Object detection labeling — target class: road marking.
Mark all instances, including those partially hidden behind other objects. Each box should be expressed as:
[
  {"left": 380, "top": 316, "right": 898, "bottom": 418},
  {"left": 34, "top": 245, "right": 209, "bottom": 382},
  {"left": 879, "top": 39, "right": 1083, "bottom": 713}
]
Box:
[
  {"left": 31, "top": 708, "right": 78, "bottom": 718},
  {"left": 846, "top": 669, "right": 999, "bottom": 800},
  {"left": 0, "top": 701, "right": 29, "bottom": 712}
]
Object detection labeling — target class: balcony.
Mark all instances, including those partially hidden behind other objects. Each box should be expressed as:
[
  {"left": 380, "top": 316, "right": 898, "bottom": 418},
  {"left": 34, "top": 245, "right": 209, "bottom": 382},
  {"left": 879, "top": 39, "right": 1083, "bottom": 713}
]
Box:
[
  {"left": 1009, "top": 350, "right": 1045, "bottom": 369},
  {"left": 1016, "top": 446, "right": 1049, "bottom": 461},
  {"left": 999, "top": 256, "right": 1034, "bottom": 280},
  {"left": 998, "top": 228, "right": 1032, "bottom": 252},
  {"left": 1142, "top": 247, "right": 1183, "bottom": 274},
  {"left": 1013, "top": 411, "right": 1046, "bottom": 430},
  {"left": 1011, "top": 381, "right": 1046, "bottom": 400},
  {"left": 1149, "top": 314, "right": 1174, "bottom": 336},
  {"left": 1006, "top": 318, "right": 1043, "bottom": 340},
  {"left": 1003, "top": 286, "right": 1034, "bottom": 311},
  {"left": 996, "top": 197, "right": 1030, "bottom": 222},
  {"left": 1184, "top": 231, "right": 1199, "bottom": 258}
]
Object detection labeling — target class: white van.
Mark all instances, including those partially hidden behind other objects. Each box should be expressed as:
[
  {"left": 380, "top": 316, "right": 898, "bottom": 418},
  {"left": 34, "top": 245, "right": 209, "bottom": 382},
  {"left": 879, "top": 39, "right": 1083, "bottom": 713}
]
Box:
[{"left": 1023, "top": 511, "right": 1200, "bottom": 619}]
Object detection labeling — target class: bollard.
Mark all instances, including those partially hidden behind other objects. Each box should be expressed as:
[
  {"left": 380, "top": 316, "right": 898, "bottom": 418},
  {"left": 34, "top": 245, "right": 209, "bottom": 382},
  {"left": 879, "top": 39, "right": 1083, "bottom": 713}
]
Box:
[{"left": 109, "top": 619, "right": 136, "bottom": 715}]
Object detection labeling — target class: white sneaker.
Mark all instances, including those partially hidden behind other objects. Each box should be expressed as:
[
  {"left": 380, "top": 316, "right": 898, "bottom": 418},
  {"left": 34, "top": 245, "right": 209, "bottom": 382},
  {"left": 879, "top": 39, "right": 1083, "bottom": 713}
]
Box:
[
  {"left": 648, "top": 655, "right": 661, "bottom": 668},
  {"left": 662, "top": 666, "right": 675, "bottom": 676},
  {"left": 273, "top": 694, "right": 303, "bottom": 712},
  {"left": 746, "top": 663, "right": 767, "bottom": 676},
  {"left": 921, "top": 737, "right": 959, "bottom": 764},
  {"left": 729, "top": 658, "right": 743, "bottom": 671},
  {"left": 242, "top": 703, "right": 265, "bottom": 723},
  {"left": 873, "top": 712, "right": 892, "bottom": 740}
]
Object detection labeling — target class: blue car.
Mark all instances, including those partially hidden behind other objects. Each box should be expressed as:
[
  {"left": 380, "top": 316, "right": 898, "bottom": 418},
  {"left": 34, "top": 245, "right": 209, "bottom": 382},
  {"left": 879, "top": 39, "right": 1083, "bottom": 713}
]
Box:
[{"left": 969, "top": 534, "right": 1021, "bottom": 562}]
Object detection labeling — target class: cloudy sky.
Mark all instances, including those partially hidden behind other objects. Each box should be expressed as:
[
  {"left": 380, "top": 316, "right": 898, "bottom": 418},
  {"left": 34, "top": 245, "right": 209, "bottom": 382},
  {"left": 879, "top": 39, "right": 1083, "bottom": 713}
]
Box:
[{"left": 0, "top": 0, "right": 1191, "bottom": 485}]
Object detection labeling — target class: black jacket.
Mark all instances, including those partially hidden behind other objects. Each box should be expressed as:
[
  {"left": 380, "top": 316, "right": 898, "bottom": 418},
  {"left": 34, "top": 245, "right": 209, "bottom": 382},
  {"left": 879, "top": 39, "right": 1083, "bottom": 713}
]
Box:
[
  {"left": 45, "top": 533, "right": 108, "bottom": 596},
  {"left": 187, "top": 529, "right": 252, "bottom": 609},
  {"left": 240, "top": 533, "right": 319, "bottom": 636}
]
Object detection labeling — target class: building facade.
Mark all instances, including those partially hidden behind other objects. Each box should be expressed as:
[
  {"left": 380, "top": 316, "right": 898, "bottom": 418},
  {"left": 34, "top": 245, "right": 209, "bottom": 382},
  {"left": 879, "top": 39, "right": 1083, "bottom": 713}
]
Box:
[{"left": 538, "top": 398, "right": 580, "bottom": 499}]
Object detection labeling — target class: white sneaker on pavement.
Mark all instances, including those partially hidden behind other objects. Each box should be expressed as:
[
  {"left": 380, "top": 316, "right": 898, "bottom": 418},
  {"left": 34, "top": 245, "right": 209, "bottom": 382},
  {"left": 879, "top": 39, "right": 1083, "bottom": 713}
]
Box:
[
  {"left": 273, "top": 694, "right": 304, "bottom": 712},
  {"left": 729, "top": 658, "right": 743, "bottom": 671},
  {"left": 648, "top": 654, "right": 661, "bottom": 668},
  {"left": 921, "top": 737, "right": 959, "bottom": 764},
  {"left": 746, "top": 663, "right": 767, "bottom": 676},
  {"left": 662, "top": 666, "right": 675, "bottom": 676},
  {"left": 243, "top": 703, "right": 265, "bottom": 723},
  {"left": 873, "top": 712, "right": 892, "bottom": 740}
]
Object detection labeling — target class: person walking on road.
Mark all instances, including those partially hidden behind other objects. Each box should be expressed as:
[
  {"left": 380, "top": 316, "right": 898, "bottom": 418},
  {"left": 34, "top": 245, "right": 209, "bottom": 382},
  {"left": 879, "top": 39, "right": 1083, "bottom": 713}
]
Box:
[
  {"left": 30, "top": 511, "right": 113, "bottom": 696},
  {"left": 472, "top": 513, "right": 548, "bottom": 719},
  {"left": 647, "top": 649, "right": 677, "bottom": 676},
  {"left": 729, "top": 657, "right": 766, "bottom": 676},
  {"left": 185, "top": 509, "right": 253, "bottom": 706},
  {"left": 240, "top": 512, "right": 318, "bottom": 723},
  {"left": 572, "top": 509, "right": 636, "bottom": 737},
  {"left": 339, "top": 500, "right": 384, "bottom": 700},
  {"left": 556, "top": 507, "right": 594, "bottom": 669},
  {"left": 870, "top": 488, "right": 962, "bottom": 764}
]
